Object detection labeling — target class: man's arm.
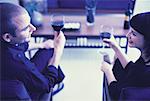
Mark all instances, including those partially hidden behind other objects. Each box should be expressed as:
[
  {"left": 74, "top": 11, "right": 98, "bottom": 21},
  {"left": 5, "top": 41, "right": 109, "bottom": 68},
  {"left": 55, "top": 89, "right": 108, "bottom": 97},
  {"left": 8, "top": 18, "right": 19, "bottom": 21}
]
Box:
[
  {"left": 30, "top": 48, "right": 54, "bottom": 72},
  {"left": 28, "top": 39, "right": 54, "bottom": 50}
]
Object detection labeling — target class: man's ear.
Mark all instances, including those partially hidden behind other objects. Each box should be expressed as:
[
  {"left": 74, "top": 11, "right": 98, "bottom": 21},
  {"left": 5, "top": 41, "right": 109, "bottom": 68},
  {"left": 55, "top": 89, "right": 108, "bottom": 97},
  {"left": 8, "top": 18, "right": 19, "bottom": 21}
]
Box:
[{"left": 2, "top": 33, "right": 13, "bottom": 42}]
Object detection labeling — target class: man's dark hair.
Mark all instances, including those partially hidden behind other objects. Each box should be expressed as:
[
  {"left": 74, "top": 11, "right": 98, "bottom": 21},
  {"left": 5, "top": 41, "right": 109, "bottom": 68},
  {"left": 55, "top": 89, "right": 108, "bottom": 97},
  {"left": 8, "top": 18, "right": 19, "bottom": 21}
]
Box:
[{"left": 0, "top": 3, "right": 27, "bottom": 37}]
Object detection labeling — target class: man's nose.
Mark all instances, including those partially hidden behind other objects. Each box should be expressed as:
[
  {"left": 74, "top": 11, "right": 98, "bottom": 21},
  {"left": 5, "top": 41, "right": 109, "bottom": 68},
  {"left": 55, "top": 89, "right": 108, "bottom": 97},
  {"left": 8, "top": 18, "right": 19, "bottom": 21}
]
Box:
[{"left": 30, "top": 24, "right": 36, "bottom": 31}]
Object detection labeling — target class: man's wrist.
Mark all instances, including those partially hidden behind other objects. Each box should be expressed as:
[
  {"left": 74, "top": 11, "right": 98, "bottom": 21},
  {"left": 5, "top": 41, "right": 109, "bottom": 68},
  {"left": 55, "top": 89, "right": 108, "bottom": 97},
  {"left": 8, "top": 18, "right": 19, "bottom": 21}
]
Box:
[
  {"left": 48, "top": 54, "right": 60, "bottom": 68},
  {"left": 39, "top": 43, "right": 44, "bottom": 49}
]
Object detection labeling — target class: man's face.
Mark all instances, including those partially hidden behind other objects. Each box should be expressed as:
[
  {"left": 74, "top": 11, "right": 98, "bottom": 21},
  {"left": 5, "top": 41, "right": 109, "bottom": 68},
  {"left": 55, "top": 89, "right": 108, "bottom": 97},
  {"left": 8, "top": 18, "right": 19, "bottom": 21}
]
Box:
[{"left": 10, "top": 12, "right": 36, "bottom": 44}]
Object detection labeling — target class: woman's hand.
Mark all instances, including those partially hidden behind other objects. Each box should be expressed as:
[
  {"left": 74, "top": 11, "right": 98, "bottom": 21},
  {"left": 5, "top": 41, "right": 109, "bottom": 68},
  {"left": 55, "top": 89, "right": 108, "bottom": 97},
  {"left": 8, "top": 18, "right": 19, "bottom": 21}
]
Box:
[
  {"left": 101, "top": 61, "right": 117, "bottom": 85},
  {"left": 101, "top": 61, "right": 113, "bottom": 74},
  {"left": 103, "top": 34, "right": 120, "bottom": 51}
]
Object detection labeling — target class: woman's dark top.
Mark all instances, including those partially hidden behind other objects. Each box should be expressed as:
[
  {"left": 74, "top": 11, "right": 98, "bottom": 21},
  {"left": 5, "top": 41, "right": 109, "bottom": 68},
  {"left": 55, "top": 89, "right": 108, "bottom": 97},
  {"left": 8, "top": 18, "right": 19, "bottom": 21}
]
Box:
[{"left": 108, "top": 57, "right": 150, "bottom": 100}]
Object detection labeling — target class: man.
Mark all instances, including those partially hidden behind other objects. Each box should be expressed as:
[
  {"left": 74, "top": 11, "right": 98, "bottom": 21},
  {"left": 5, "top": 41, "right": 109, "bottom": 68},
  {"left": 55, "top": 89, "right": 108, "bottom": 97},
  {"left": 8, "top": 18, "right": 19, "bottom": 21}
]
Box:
[{"left": 0, "top": 3, "right": 66, "bottom": 100}]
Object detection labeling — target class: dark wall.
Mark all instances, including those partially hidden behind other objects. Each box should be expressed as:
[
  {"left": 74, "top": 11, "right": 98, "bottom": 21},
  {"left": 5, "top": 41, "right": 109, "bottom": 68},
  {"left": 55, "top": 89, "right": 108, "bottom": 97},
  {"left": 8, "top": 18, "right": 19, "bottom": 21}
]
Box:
[{"left": 47, "top": 0, "right": 131, "bottom": 11}]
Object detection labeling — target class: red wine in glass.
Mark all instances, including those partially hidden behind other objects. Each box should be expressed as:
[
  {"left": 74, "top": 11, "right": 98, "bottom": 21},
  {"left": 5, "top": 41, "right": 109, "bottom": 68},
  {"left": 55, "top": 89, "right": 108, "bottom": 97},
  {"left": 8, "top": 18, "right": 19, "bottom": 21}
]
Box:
[
  {"left": 51, "top": 14, "right": 65, "bottom": 33},
  {"left": 51, "top": 21, "right": 64, "bottom": 32},
  {"left": 100, "top": 25, "right": 113, "bottom": 40},
  {"left": 99, "top": 25, "right": 113, "bottom": 54},
  {"left": 100, "top": 32, "right": 111, "bottom": 39}
]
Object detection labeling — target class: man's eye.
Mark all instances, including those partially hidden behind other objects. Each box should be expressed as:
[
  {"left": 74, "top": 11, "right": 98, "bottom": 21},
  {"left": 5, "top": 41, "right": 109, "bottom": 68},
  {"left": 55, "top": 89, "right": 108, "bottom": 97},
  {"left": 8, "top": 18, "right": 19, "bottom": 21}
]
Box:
[{"left": 22, "top": 25, "right": 30, "bottom": 31}]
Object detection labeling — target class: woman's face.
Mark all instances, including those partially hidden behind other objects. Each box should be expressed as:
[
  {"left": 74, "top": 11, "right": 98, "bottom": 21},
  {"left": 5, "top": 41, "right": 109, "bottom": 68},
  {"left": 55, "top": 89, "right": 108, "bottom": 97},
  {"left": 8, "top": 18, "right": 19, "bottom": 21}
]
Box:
[
  {"left": 10, "top": 12, "right": 36, "bottom": 44},
  {"left": 126, "top": 28, "right": 145, "bottom": 50}
]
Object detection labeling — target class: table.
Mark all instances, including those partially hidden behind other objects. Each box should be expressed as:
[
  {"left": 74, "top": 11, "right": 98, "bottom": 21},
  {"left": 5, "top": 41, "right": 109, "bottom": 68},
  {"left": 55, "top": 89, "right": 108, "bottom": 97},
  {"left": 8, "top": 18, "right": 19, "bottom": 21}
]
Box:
[
  {"left": 33, "top": 14, "right": 129, "bottom": 37},
  {"left": 31, "top": 14, "right": 128, "bottom": 53}
]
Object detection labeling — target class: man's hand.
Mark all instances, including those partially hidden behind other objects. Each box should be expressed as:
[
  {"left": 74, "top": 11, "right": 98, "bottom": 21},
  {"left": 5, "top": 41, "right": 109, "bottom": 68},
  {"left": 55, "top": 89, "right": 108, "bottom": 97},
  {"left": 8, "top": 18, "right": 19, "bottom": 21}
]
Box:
[
  {"left": 40, "top": 39, "right": 54, "bottom": 49},
  {"left": 48, "top": 31, "right": 66, "bottom": 68}
]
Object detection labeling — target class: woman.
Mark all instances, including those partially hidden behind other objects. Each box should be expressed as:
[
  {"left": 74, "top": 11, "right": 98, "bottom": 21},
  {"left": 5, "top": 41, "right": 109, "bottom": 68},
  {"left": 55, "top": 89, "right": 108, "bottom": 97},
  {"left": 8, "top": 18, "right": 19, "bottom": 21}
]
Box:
[{"left": 101, "top": 12, "right": 150, "bottom": 100}]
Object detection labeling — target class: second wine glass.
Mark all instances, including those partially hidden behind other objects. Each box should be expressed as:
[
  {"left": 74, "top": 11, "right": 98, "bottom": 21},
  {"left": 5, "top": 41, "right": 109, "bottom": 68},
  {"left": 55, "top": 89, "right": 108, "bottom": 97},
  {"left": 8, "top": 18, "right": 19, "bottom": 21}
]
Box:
[{"left": 99, "top": 25, "right": 114, "bottom": 56}]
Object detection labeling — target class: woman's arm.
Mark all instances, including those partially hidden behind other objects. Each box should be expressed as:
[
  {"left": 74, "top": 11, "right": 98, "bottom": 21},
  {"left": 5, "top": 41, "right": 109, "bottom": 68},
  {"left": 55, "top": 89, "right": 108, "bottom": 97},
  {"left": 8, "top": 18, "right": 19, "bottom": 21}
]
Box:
[
  {"left": 103, "top": 35, "right": 131, "bottom": 68},
  {"left": 101, "top": 61, "right": 117, "bottom": 85}
]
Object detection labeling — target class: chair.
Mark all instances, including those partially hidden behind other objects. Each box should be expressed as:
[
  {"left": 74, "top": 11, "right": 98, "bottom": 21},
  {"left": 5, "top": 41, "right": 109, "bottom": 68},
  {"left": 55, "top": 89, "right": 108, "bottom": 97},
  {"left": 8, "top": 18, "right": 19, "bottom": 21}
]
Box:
[{"left": 52, "top": 82, "right": 64, "bottom": 96}]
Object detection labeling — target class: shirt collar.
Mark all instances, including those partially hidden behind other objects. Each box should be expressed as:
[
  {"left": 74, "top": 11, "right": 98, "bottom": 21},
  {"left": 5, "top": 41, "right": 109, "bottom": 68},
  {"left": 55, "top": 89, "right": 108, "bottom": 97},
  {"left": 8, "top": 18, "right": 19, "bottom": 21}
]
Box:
[{"left": 1, "top": 40, "right": 29, "bottom": 52}]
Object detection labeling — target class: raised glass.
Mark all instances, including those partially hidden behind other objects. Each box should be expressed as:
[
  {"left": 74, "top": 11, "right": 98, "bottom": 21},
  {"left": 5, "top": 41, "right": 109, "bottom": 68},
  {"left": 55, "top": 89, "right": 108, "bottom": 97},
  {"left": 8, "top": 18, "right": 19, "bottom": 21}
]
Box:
[{"left": 51, "top": 14, "right": 65, "bottom": 32}]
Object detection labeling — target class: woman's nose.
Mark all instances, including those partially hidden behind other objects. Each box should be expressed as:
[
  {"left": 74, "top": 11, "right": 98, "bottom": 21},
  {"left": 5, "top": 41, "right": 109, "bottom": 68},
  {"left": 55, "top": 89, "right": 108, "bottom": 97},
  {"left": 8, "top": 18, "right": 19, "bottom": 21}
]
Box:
[{"left": 126, "top": 31, "right": 131, "bottom": 38}]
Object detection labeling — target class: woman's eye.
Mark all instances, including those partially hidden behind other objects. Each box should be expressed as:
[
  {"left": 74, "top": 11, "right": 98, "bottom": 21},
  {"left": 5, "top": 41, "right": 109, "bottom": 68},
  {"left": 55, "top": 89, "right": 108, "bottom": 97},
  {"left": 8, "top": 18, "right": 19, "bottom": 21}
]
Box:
[
  {"left": 133, "top": 33, "right": 136, "bottom": 36},
  {"left": 132, "top": 31, "right": 136, "bottom": 36}
]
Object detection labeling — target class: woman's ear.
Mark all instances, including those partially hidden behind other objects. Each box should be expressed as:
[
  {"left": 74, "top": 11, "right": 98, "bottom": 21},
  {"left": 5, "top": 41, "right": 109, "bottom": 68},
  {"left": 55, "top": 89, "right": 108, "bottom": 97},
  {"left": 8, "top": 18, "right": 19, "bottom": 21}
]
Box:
[{"left": 2, "top": 33, "right": 12, "bottom": 42}]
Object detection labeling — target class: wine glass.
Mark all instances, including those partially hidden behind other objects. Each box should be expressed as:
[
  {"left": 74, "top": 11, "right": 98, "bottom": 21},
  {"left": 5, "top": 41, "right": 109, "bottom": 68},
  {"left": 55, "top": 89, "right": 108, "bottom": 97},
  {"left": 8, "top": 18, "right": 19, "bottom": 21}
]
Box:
[
  {"left": 99, "top": 25, "right": 114, "bottom": 62},
  {"left": 100, "top": 25, "right": 113, "bottom": 40},
  {"left": 51, "top": 14, "right": 65, "bottom": 33}
]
